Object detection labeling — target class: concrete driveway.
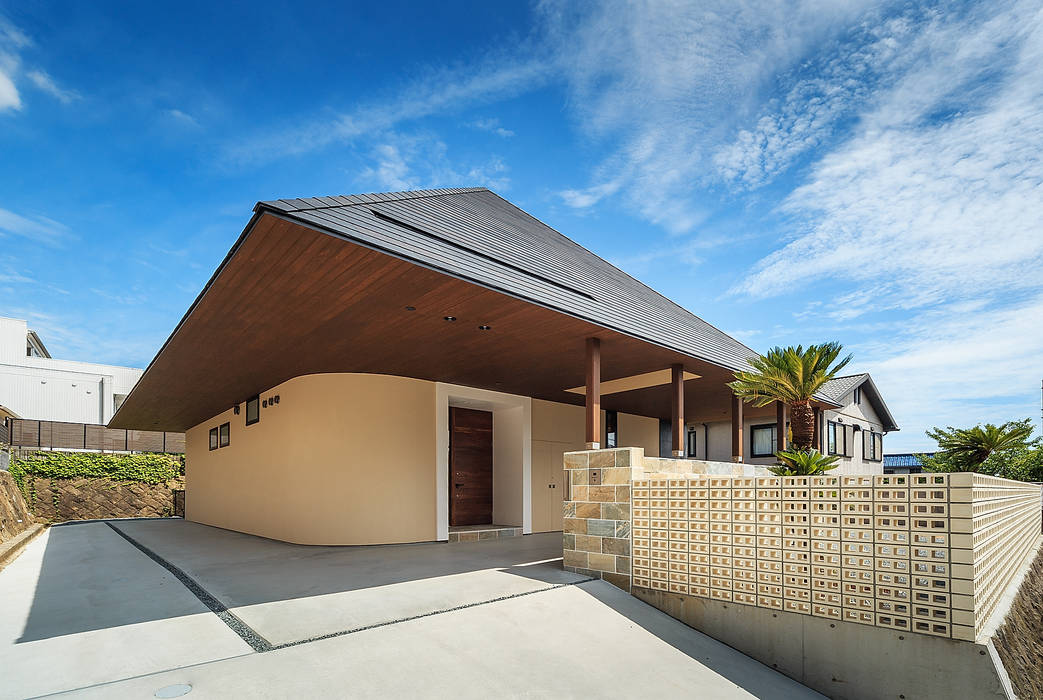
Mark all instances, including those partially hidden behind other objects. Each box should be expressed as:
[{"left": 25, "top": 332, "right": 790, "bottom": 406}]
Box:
[{"left": 0, "top": 519, "right": 821, "bottom": 699}]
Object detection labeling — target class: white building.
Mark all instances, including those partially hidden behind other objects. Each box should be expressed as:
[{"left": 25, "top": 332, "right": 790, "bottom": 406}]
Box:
[{"left": 0, "top": 317, "right": 143, "bottom": 425}]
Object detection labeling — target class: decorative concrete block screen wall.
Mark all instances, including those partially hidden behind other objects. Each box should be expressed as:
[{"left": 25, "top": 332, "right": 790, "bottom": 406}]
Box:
[
  {"left": 562, "top": 448, "right": 763, "bottom": 591},
  {"left": 628, "top": 472, "right": 1041, "bottom": 642}
]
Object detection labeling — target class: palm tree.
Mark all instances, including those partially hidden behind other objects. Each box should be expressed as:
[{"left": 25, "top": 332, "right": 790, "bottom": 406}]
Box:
[
  {"left": 926, "top": 420, "right": 1034, "bottom": 471},
  {"left": 770, "top": 448, "right": 839, "bottom": 476},
  {"left": 728, "top": 343, "right": 851, "bottom": 451}
]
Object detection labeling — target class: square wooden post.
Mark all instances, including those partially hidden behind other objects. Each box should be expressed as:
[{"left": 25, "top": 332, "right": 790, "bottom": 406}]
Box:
[
  {"left": 731, "top": 395, "right": 744, "bottom": 462},
  {"left": 585, "top": 337, "right": 601, "bottom": 449},
  {"left": 671, "top": 364, "right": 684, "bottom": 457}
]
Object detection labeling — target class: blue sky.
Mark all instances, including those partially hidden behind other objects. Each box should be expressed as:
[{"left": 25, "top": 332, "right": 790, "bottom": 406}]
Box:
[{"left": 2, "top": 1, "right": 1042, "bottom": 451}]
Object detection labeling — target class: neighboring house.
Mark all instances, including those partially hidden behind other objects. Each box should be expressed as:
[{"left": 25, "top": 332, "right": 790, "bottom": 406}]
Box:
[
  {"left": 677, "top": 372, "right": 899, "bottom": 475},
  {"left": 816, "top": 373, "right": 898, "bottom": 475},
  {"left": 111, "top": 188, "right": 897, "bottom": 546},
  {"left": 883, "top": 453, "right": 932, "bottom": 474},
  {"left": 0, "top": 317, "right": 143, "bottom": 425}
]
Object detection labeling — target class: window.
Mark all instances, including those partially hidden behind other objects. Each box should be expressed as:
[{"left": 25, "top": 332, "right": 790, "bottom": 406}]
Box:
[
  {"left": 751, "top": 424, "right": 777, "bottom": 457},
  {"left": 246, "top": 395, "right": 260, "bottom": 425},
  {"left": 853, "top": 387, "right": 862, "bottom": 405},
  {"left": 605, "top": 410, "right": 618, "bottom": 448},
  {"left": 827, "top": 421, "right": 848, "bottom": 456},
  {"left": 864, "top": 430, "right": 882, "bottom": 461},
  {"left": 208, "top": 427, "right": 219, "bottom": 451},
  {"left": 219, "top": 422, "right": 230, "bottom": 448},
  {"left": 686, "top": 428, "right": 697, "bottom": 458}
]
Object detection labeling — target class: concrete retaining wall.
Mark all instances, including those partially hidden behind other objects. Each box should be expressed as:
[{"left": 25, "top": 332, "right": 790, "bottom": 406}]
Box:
[{"left": 634, "top": 586, "right": 1013, "bottom": 700}]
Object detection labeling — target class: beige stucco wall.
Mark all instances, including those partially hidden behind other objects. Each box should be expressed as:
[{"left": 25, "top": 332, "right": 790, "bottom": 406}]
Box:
[
  {"left": 529, "top": 399, "right": 659, "bottom": 532},
  {"left": 185, "top": 373, "right": 437, "bottom": 545},
  {"left": 530, "top": 400, "right": 659, "bottom": 455}
]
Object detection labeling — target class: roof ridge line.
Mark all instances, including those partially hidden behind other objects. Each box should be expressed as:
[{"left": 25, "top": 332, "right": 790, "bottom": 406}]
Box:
[{"left": 262, "top": 187, "right": 489, "bottom": 213}]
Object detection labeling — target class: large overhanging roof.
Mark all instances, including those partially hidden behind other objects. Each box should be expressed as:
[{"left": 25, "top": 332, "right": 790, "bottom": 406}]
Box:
[
  {"left": 259, "top": 188, "right": 759, "bottom": 371},
  {"left": 112, "top": 188, "right": 777, "bottom": 432}
]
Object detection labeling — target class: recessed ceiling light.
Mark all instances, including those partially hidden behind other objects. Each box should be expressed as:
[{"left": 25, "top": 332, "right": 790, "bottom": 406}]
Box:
[
  {"left": 478, "top": 325, "right": 491, "bottom": 330},
  {"left": 444, "top": 316, "right": 457, "bottom": 321}
]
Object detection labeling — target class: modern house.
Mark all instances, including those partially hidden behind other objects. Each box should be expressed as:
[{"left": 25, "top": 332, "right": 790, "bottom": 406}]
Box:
[
  {"left": 111, "top": 188, "right": 896, "bottom": 545},
  {"left": 0, "top": 316, "right": 143, "bottom": 425}
]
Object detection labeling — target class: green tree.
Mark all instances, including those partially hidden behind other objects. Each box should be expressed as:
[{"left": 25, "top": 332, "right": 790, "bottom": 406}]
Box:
[
  {"left": 769, "top": 448, "right": 839, "bottom": 476},
  {"left": 728, "top": 343, "right": 851, "bottom": 450},
  {"left": 922, "top": 419, "right": 1036, "bottom": 473}
]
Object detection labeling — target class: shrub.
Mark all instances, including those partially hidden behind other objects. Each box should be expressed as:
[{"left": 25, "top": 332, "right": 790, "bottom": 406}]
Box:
[
  {"left": 10, "top": 451, "right": 184, "bottom": 489},
  {"left": 769, "top": 448, "right": 839, "bottom": 476}
]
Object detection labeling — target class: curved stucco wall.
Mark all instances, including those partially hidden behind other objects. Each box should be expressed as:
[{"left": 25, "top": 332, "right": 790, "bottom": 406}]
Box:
[{"left": 185, "top": 373, "right": 437, "bottom": 545}]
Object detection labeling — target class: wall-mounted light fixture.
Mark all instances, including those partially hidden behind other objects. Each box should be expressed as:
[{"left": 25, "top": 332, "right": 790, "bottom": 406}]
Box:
[
  {"left": 405, "top": 306, "right": 416, "bottom": 311},
  {"left": 234, "top": 405, "right": 241, "bottom": 415},
  {"left": 478, "top": 325, "right": 491, "bottom": 331},
  {"left": 444, "top": 316, "right": 457, "bottom": 322}
]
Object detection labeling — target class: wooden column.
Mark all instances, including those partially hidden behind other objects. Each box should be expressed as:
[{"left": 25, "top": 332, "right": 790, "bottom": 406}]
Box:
[
  {"left": 585, "top": 337, "right": 601, "bottom": 449},
  {"left": 776, "top": 401, "right": 787, "bottom": 453},
  {"left": 731, "top": 395, "right": 744, "bottom": 462},
  {"left": 671, "top": 364, "right": 684, "bottom": 457}
]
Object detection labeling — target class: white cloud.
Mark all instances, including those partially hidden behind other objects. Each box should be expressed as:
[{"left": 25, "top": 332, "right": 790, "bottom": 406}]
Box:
[
  {"left": 0, "top": 15, "right": 29, "bottom": 111},
  {"left": 26, "top": 69, "right": 79, "bottom": 103},
  {"left": 0, "top": 207, "right": 70, "bottom": 246},
  {"left": 0, "top": 69, "right": 17, "bottom": 110},
  {"left": 860, "top": 293, "right": 1043, "bottom": 450},
  {"left": 724, "top": 0, "right": 1043, "bottom": 448},
  {"left": 541, "top": 0, "right": 881, "bottom": 233},
  {"left": 736, "top": 1, "right": 1043, "bottom": 307},
  {"left": 357, "top": 132, "right": 510, "bottom": 193},
  {"left": 470, "top": 117, "right": 514, "bottom": 137},
  {"left": 165, "top": 108, "right": 200, "bottom": 127},
  {"left": 225, "top": 56, "right": 548, "bottom": 165},
  {"left": 1, "top": 16, "right": 79, "bottom": 110}
]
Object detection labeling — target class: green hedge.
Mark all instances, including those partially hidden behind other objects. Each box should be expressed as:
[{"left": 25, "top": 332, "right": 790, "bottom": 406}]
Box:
[{"left": 10, "top": 451, "right": 184, "bottom": 488}]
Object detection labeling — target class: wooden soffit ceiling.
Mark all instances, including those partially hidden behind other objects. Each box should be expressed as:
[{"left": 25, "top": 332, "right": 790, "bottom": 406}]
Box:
[{"left": 112, "top": 213, "right": 768, "bottom": 432}]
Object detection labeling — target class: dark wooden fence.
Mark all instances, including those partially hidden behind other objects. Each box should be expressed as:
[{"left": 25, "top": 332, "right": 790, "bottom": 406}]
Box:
[{"left": 3, "top": 418, "right": 184, "bottom": 453}]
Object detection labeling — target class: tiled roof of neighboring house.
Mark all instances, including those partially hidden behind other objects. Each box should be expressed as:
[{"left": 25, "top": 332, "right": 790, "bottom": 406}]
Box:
[
  {"left": 820, "top": 373, "right": 900, "bottom": 432},
  {"left": 257, "top": 188, "right": 762, "bottom": 373},
  {"left": 883, "top": 453, "right": 933, "bottom": 467},
  {"left": 819, "top": 373, "right": 869, "bottom": 404}
]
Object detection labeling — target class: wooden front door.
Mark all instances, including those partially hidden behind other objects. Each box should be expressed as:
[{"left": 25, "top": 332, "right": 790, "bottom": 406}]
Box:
[{"left": 449, "top": 407, "right": 493, "bottom": 526}]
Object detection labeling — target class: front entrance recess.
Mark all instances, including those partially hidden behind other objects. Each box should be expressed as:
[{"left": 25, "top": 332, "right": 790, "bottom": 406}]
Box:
[{"left": 449, "top": 407, "right": 493, "bottom": 526}]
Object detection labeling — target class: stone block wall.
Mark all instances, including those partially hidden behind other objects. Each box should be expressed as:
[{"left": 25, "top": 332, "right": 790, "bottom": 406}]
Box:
[
  {"left": 1, "top": 470, "right": 34, "bottom": 544},
  {"left": 22, "top": 476, "right": 185, "bottom": 522},
  {"left": 563, "top": 448, "right": 636, "bottom": 591}
]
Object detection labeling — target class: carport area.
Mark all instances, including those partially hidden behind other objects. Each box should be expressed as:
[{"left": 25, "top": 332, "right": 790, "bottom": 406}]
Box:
[{"left": 0, "top": 519, "right": 820, "bottom": 699}]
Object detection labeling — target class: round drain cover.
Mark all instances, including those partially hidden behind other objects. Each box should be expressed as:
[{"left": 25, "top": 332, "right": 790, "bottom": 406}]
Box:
[{"left": 155, "top": 684, "right": 192, "bottom": 698}]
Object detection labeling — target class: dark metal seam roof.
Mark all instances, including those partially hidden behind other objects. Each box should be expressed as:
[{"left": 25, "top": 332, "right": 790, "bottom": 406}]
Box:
[{"left": 257, "top": 188, "right": 760, "bottom": 373}]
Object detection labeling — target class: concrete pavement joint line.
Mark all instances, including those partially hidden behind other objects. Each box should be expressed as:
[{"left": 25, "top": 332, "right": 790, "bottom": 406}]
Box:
[
  {"left": 103, "top": 521, "right": 596, "bottom": 655},
  {"left": 271, "top": 575, "right": 598, "bottom": 650},
  {"left": 104, "top": 522, "right": 273, "bottom": 653},
  {"left": 26, "top": 652, "right": 259, "bottom": 700}
]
